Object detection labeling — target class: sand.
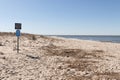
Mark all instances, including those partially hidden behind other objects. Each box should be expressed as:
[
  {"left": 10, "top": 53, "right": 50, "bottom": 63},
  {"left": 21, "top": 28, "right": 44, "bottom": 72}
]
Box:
[{"left": 0, "top": 32, "right": 120, "bottom": 80}]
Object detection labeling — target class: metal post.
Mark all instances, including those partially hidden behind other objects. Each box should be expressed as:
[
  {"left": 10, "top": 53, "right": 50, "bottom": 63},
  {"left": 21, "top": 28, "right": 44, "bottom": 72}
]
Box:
[
  {"left": 15, "top": 23, "right": 22, "bottom": 53},
  {"left": 17, "top": 36, "right": 19, "bottom": 53}
]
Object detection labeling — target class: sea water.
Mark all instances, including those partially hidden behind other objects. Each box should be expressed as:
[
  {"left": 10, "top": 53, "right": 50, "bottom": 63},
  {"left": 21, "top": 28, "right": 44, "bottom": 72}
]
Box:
[{"left": 54, "top": 35, "right": 120, "bottom": 43}]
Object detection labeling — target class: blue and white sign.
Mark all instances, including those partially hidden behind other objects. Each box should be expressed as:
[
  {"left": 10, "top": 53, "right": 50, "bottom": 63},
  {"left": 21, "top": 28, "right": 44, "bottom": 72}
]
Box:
[{"left": 16, "top": 29, "right": 21, "bottom": 37}]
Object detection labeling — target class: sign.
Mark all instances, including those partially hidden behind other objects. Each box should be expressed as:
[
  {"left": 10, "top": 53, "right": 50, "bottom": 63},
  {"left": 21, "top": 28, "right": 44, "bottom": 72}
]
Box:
[
  {"left": 15, "top": 23, "right": 22, "bottom": 53},
  {"left": 15, "top": 23, "right": 22, "bottom": 29},
  {"left": 16, "top": 29, "right": 21, "bottom": 36}
]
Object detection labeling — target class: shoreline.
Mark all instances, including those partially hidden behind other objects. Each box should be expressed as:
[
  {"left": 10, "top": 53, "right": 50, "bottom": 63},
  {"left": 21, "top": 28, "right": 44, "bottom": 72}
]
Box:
[{"left": 49, "top": 35, "right": 120, "bottom": 44}]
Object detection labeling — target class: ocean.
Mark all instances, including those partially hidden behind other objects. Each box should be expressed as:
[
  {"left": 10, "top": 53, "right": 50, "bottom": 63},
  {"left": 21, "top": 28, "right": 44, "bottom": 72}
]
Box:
[{"left": 53, "top": 35, "right": 120, "bottom": 43}]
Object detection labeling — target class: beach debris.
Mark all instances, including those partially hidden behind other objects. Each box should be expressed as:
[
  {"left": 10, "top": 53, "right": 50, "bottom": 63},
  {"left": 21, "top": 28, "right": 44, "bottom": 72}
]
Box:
[
  {"left": 0, "top": 52, "right": 4, "bottom": 55},
  {"left": 32, "top": 35, "right": 37, "bottom": 40},
  {"left": 26, "top": 54, "right": 40, "bottom": 60},
  {"left": 0, "top": 42, "right": 4, "bottom": 46}
]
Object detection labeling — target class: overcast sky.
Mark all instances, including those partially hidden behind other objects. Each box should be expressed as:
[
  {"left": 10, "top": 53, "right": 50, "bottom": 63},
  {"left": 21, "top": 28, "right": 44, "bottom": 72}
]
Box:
[{"left": 0, "top": 0, "right": 120, "bottom": 35}]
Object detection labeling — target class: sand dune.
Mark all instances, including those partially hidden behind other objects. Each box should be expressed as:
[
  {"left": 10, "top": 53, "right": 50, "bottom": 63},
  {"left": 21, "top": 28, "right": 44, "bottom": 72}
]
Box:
[{"left": 0, "top": 32, "right": 120, "bottom": 80}]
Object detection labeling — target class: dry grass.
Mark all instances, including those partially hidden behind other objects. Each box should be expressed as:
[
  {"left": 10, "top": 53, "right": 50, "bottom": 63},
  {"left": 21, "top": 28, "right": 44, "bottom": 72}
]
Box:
[
  {"left": 0, "top": 32, "right": 15, "bottom": 36},
  {"left": 66, "top": 60, "right": 98, "bottom": 71},
  {"left": 64, "top": 59, "right": 120, "bottom": 79},
  {"left": 65, "top": 72, "right": 120, "bottom": 80},
  {"left": 43, "top": 43, "right": 104, "bottom": 59},
  {"left": 93, "top": 72, "right": 120, "bottom": 79},
  {"left": 42, "top": 43, "right": 120, "bottom": 80},
  {"left": 0, "top": 52, "right": 4, "bottom": 55}
]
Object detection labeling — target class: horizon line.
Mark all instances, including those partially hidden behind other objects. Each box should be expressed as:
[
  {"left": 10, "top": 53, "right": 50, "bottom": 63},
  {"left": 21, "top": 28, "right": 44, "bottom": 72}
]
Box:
[{"left": 0, "top": 31, "right": 120, "bottom": 36}]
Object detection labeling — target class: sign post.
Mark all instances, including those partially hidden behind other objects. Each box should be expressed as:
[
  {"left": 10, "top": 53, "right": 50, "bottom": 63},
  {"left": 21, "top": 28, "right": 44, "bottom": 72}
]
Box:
[
  {"left": 15, "top": 23, "right": 22, "bottom": 53},
  {"left": 17, "top": 36, "right": 19, "bottom": 53}
]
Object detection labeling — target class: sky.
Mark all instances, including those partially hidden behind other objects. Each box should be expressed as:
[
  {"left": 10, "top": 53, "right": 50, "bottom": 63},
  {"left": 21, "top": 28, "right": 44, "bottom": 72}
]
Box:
[{"left": 0, "top": 0, "right": 120, "bottom": 35}]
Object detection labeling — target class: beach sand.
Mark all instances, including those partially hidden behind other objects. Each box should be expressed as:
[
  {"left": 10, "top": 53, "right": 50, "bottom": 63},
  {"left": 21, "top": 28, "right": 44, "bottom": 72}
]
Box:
[{"left": 0, "top": 32, "right": 120, "bottom": 80}]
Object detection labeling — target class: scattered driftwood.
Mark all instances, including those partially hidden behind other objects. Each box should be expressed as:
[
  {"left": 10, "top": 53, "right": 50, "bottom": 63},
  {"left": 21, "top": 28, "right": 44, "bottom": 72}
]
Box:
[{"left": 26, "top": 54, "right": 40, "bottom": 60}]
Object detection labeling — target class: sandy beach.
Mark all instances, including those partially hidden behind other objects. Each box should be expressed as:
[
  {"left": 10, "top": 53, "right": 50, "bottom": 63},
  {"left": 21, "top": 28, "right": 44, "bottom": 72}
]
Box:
[{"left": 0, "top": 32, "right": 120, "bottom": 80}]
